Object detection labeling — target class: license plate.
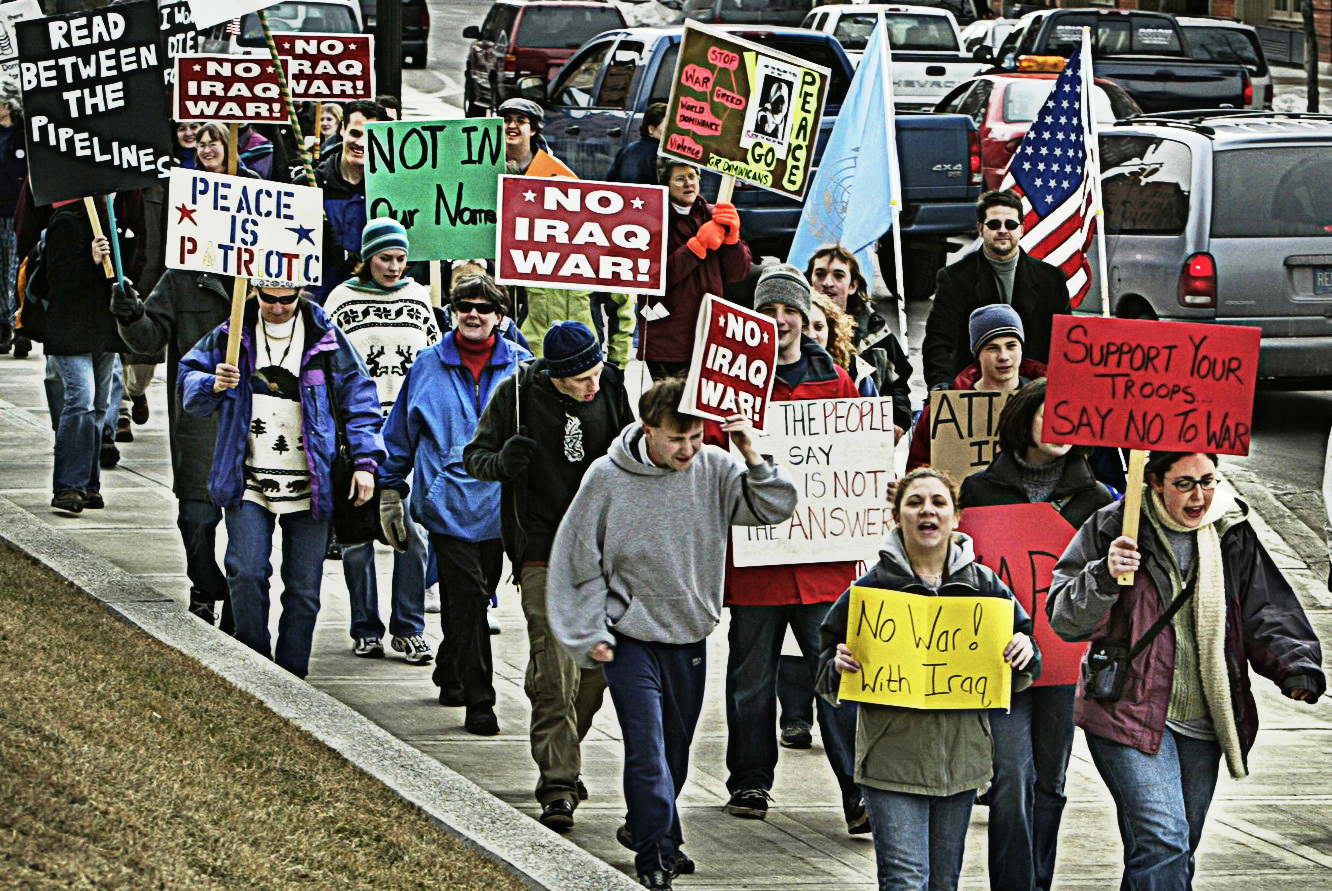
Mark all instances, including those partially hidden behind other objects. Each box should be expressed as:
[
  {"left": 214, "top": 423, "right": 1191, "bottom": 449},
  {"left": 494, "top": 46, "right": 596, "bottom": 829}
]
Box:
[{"left": 1317, "top": 267, "right": 1332, "bottom": 295}]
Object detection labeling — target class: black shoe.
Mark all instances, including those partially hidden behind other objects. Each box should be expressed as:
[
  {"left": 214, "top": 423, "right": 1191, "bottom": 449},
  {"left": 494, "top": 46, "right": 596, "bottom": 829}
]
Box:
[
  {"left": 51, "top": 490, "right": 84, "bottom": 514},
  {"left": 638, "top": 871, "right": 671, "bottom": 890},
  {"left": 81, "top": 489, "right": 104, "bottom": 510},
  {"left": 846, "top": 799, "right": 870, "bottom": 835},
  {"left": 779, "top": 720, "right": 812, "bottom": 749},
  {"left": 724, "top": 788, "right": 771, "bottom": 819},
  {"left": 12, "top": 335, "right": 30, "bottom": 358},
  {"left": 464, "top": 704, "right": 499, "bottom": 735},
  {"left": 325, "top": 541, "right": 342, "bottom": 560},
  {"left": 437, "top": 685, "right": 465, "bottom": 707},
  {"left": 538, "top": 799, "right": 575, "bottom": 832},
  {"left": 673, "top": 851, "right": 696, "bottom": 877},
  {"left": 188, "top": 601, "right": 217, "bottom": 625},
  {"left": 131, "top": 393, "right": 149, "bottom": 424},
  {"left": 616, "top": 821, "right": 634, "bottom": 851},
  {"left": 115, "top": 417, "right": 133, "bottom": 443},
  {"left": 576, "top": 776, "right": 589, "bottom": 801},
  {"left": 99, "top": 433, "right": 120, "bottom": 469}
]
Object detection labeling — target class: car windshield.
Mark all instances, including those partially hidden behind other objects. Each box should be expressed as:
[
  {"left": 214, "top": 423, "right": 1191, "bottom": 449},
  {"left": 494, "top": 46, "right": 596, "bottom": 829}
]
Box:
[
  {"left": 1213, "top": 146, "right": 1332, "bottom": 237},
  {"left": 1003, "top": 79, "right": 1121, "bottom": 124},
  {"left": 517, "top": 7, "right": 625, "bottom": 49},
  {"left": 1184, "top": 26, "right": 1264, "bottom": 72},
  {"left": 240, "top": 2, "right": 358, "bottom": 45},
  {"left": 1048, "top": 15, "right": 1185, "bottom": 57},
  {"left": 835, "top": 13, "right": 960, "bottom": 52}
]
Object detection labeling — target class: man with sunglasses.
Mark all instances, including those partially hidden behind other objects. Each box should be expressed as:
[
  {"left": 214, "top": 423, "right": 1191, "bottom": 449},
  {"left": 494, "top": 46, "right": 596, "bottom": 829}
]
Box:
[
  {"left": 179, "top": 282, "right": 384, "bottom": 679},
  {"left": 924, "top": 189, "right": 1070, "bottom": 390},
  {"left": 380, "top": 274, "right": 532, "bottom": 736}
]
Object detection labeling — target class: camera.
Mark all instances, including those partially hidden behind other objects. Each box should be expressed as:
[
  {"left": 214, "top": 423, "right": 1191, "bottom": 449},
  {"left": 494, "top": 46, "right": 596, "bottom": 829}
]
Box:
[{"left": 1084, "top": 641, "right": 1129, "bottom": 702}]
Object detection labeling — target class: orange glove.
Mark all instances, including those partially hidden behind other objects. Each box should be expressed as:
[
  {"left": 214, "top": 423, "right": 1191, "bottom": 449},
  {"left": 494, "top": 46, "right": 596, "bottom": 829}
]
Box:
[
  {"left": 712, "top": 202, "right": 742, "bottom": 245},
  {"left": 686, "top": 220, "right": 726, "bottom": 258}
]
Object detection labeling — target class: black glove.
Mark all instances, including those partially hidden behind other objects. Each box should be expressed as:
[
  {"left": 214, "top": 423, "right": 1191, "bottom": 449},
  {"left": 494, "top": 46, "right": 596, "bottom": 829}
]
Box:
[
  {"left": 497, "top": 430, "right": 538, "bottom": 478},
  {"left": 109, "top": 279, "right": 143, "bottom": 323}
]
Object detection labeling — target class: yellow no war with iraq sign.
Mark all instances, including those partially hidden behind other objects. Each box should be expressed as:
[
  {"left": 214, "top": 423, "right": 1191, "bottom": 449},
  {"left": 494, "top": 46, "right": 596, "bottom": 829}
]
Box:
[{"left": 839, "top": 587, "right": 1015, "bottom": 711}]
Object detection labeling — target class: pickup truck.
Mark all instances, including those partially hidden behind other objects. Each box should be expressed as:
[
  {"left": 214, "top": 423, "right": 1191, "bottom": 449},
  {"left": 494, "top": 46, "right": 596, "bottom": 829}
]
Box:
[
  {"left": 990, "top": 9, "right": 1253, "bottom": 114},
  {"left": 522, "top": 25, "right": 981, "bottom": 272}
]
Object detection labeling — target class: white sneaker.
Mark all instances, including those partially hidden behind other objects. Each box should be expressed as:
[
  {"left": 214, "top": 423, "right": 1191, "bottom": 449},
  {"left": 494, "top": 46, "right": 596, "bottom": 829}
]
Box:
[
  {"left": 487, "top": 606, "right": 500, "bottom": 635},
  {"left": 424, "top": 584, "right": 441, "bottom": 614}
]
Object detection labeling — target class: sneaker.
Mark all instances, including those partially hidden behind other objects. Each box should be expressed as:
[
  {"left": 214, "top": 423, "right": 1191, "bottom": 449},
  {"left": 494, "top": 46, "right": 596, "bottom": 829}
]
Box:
[
  {"left": 846, "top": 799, "right": 871, "bottom": 835},
  {"left": 352, "top": 636, "right": 384, "bottom": 658},
  {"left": 780, "top": 720, "right": 812, "bottom": 749},
  {"left": 576, "top": 776, "right": 588, "bottom": 801},
  {"left": 81, "top": 489, "right": 105, "bottom": 510},
  {"left": 724, "top": 788, "right": 772, "bottom": 819},
  {"left": 51, "top": 490, "right": 84, "bottom": 514},
  {"left": 616, "top": 822, "right": 693, "bottom": 876},
  {"left": 464, "top": 703, "right": 500, "bottom": 735},
  {"left": 424, "top": 584, "right": 441, "bottom": 613},
  {"left": 115, "top": 416, "right": 133, "bottom": 443},
  {"left": 391, "top": 634, "right": 433, "bottom": 665},
  {"left": 131, "top": 393, "right": 149, "bottom": 424},
  {"left": 487, "top": 605, "right": 500, "bottom": 634},
  {"left": 638, "top": 871, "right": 671, "bottom": 889},
  {"left": 538, "top": 798, "right": 575, "bottom": 832}
]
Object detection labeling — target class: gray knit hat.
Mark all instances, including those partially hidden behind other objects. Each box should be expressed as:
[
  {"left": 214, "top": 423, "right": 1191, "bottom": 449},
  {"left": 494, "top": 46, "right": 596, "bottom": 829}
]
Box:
[
  {"left": 968, "top": 303, "right": 1024, "bottom": 356},
  {"left": 754, "top": 263, "right": 812, "bottom": 323}
]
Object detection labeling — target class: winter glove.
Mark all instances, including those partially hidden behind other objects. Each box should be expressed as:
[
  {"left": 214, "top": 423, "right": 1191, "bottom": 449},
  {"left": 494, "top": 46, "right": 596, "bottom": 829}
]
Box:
[
  {"left": 109, "top": 278, "right": 144, "bottom": 323},
  {"left": 379, "top": 489, "right": 409, "bottom": 553},
  {"left": 712, "top": 202, "right": 742, "bottom": 245},
  {"left": 498, "top": 429, "right": 539, "bottom": 478},
  {"left": 686, "top": 220, "right": 726, "bottom": 259}
]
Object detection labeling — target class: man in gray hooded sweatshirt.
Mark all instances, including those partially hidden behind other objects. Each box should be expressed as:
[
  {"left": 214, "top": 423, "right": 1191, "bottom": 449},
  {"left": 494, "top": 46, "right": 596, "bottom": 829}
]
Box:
[{"left": 547, "top": 375, "right": 797, "bottom": 890}]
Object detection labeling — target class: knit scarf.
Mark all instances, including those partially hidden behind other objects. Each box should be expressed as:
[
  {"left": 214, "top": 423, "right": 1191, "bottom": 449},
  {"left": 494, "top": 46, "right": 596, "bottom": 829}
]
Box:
[
  {"left": 339, "top": 275, "right": 412, "bottom": 296},
  {"left": 1147, "top": 484, "right": 1247, "bottom": 778}
]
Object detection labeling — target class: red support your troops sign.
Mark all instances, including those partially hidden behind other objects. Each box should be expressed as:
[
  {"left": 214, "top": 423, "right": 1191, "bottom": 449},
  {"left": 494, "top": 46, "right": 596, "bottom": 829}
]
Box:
[
  {"left": 679, "top": 294, "right": 778, "bottom": 431},
  {"left": 174, "top": 53, "right": 286, "bottom": 123},
  {"left": 273, "top": 32, "right": 374, "bottom": 101}
]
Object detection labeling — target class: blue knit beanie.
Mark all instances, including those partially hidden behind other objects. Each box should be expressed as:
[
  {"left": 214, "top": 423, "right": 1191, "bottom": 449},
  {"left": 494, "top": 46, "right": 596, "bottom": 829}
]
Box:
[
  {"left": 968, "top": 303, "right": 1024, "bottom": 356},
  {"left": 544, "top": 321, "right": 603, "bottom": 378},
  {"left": 361, "top": 217, "right": 409, "bottom": 260}
]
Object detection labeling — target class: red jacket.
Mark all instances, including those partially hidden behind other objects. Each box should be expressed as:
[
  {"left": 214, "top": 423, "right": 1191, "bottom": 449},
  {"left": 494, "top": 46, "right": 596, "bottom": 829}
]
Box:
[
  {"left": 906, "top": 357, "right": 1048, "bottom": 472},
  {"left": 720, "top": 341, "right": 864, "bottom": 607},
  {"left": 639, "top": 196, "right": 751, "bottom": 363}
]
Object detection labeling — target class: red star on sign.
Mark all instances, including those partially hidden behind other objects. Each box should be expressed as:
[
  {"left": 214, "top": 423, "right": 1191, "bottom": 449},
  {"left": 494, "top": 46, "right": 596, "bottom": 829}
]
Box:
[{"left": 176, "top": 203, "right": 198, "bottom": 225}]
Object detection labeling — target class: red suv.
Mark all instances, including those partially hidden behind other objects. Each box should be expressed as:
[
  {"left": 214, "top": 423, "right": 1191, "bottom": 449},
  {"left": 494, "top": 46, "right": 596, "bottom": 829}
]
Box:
[{"left": 463, "top": 0, "right": 626, "bottom": 116}]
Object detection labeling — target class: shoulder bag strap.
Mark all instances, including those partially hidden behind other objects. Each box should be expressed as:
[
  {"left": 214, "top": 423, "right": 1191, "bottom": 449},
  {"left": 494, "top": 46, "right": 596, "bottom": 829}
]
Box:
[{"left": 1126, "top": 579, "right": 1197, "bottom": 662}]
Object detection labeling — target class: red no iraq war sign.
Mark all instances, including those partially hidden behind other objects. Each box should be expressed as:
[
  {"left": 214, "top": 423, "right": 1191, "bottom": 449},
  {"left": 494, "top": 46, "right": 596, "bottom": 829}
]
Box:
[
  {"left": 273, "top": 32, "right": 374, "bottom": 101},
  {"left": 175, "top": 54, "right": 286, "bottom": 123}
]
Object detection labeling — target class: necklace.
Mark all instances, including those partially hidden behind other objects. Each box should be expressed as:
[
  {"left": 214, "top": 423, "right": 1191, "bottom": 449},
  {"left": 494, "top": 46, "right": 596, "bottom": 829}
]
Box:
[{"left": 262, "top": 321, "right": 296, "bottom": 392}]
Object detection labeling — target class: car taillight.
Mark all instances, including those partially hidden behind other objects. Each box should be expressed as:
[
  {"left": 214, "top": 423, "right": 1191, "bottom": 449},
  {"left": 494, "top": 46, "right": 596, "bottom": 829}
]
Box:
[
  {"left": 1179, "top": 252, "right": 1216, "bottom": 308},
  {"left": 420, "top": 7, "right": 430, "bottom": 29},
  {"left": 968, "top": 129, "right": 982, "bottom": 187},
  {"left": 504, "top": 53, "right": 517, "bottom": 73},
  {"left": 1242, "top": 70, "right": 1253, "bottom": 108}
]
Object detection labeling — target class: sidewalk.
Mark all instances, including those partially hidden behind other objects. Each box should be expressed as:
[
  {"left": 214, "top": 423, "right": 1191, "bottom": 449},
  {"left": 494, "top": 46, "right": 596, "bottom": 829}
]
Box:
[{"left": 3, "top": 347, "right": 1331, "bottom": 888}]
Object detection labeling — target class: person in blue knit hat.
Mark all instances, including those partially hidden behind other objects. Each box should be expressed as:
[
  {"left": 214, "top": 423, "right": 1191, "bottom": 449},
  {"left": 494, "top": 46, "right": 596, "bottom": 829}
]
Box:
[{"left": 325, "top": 217, "right": 441, "bottom": 665}]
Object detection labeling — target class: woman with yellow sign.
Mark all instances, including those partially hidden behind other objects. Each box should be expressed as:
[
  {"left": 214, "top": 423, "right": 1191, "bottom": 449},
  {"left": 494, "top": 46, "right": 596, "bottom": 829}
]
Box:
[{"left": 817, "top": 467, "right": 1040, "bottom": 891}]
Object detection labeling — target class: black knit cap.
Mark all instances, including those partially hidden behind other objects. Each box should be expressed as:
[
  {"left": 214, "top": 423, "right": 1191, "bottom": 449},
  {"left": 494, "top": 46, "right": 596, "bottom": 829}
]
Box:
[{"left": 544, "top": 321, "right": 603, "bottom": 378}]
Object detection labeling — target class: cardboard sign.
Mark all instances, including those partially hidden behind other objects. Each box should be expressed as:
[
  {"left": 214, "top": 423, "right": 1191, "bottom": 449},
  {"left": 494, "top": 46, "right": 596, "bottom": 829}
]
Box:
[
  {"left": 0, "top": 0, "right": 41, "bottom": 81},
  {"left": 526, "top": 150, "right": 577, "bottom": 179},
  {"left": 165, "top": 168, "right": 324, "bottom": 286},
  {"left": 660, "top": 21, "right": 829, "bottom": 200},
  {"left": 186, "top": 0, "right": 265, "bottom": 30},
  {"left": 174, "top": 54, "right": 286, "bottom": 123},
  {"left": 733, "top": 398, "right": 895, "bottom": 567},
  {"left": 839, "top": 587, "right": 1014, "bottom": 710},
  {"left": 928, "top": 390, "right": 1012, "bottom": 484},
  {"left": 495, "top": 175, "right": 667, "bottom": 296},
  {"left": 364, "top": 119, "right": 504, "bottom": 260},
  {"left": 1044, "top": 316, "right": 1260, "bottom": 456},
  {"left": 273, "top": 32, "right": 373, "bottom": 100},
  {"left": 959, "top": 503, "right": 1085, "bottom": 687},
  {"left": 158, "top": 0, "right": 202, "bottom": 88},
  {"left": 679, "top": 294, "right": 778, "bottom": 430}
]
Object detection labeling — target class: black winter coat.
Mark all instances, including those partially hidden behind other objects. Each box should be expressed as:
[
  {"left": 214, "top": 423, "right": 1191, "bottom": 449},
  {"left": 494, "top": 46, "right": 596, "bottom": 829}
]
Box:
[
  {"left": 959, "top": 450, "right": 1112, "bottom": 531},
  {"left": 43, "top": 203, "right": 137, "bottom": 356}
]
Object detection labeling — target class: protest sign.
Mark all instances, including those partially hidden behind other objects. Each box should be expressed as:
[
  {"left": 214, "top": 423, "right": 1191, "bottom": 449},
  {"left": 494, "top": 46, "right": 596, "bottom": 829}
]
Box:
[
  {"left": 959, "top": 503, "right": 1085, "bottom": 686},
  {"left": 158, "top": 0, "right": 202, "bottom": 88},
  {"left": 839, "top": 586, "right": 1014, "bottom": 710},
  {"left": 186, "top": 0, "right": 265, "bottom": 30},
  {"left": 733, "top": 397, "right": 895, "bottom": 567},
  {"left": 928, "top": 389, "right": 1012, "bottom": 483},
  {"left": 165, "top": 168, "right": 324, "bottom": 286},
  {"left": 365, "top": 119, "right": 504, "bottom": 260},
  {"left": 679, "top": 294, "right": 778, "bottom": 430},
  {"left": 17, "top": 1, "right": 173, "bottom": 206},
  {"left": 0, "top": 0, "right": 41, "bottom": 81},
  {"left": 1044, "top": 316, "right": 1260, "bottom": 456},
  {"left": 174, "top": 54, "right": 287, "bottom": 124},
  {"left": 495, "top": 175, "right": 667, "bottom": 295},
  {"left": 273, "top": 32, "right": 373, "bottom": 100},
  {"left": 526, "top": 150, "right": 577, "bottom": 179},
  {"left": 659, "top": 21, "right": 829, "bottom": 200}
]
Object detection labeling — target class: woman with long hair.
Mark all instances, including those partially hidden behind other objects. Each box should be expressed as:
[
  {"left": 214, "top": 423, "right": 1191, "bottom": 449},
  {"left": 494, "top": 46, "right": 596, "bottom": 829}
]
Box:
[{"left": 808, "top": 291, "right": 877, "bottom": 396}]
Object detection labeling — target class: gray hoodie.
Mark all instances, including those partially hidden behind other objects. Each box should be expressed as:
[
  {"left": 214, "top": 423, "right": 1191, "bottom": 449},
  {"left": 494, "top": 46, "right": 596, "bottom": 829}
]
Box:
[{"left": 547, "top": 422, "right": 798, "bottom": 668}]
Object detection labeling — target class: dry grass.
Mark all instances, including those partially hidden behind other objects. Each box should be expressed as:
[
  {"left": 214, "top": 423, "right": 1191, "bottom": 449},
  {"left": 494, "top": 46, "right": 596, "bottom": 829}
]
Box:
[{"left": 0, "top": 544, "right": 528, "bottom": 890}]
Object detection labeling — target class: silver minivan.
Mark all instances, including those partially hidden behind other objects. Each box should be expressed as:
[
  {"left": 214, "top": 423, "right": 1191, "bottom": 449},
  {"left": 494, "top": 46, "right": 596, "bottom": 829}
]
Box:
[{"left": 1082, "top": 113, "right": 1332, "bottom": 382}]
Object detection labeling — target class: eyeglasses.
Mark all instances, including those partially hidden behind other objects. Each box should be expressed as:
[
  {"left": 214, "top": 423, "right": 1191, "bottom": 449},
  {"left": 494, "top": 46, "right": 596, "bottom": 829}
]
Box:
[
  {"left": 256, "top": 290, "right": 299, "bottom": 305},
  {"left": 453, "top": 300, "right": 498, "bottom": 315},
  {"left": 196, "top": 140, "right": 220, "bottom": 150},
  {"left": 984, "top": 219, "right": 1022, "bottom": 231},
  {"left": 1168, "top": 475, "right": 1221, "bottom": 493}
]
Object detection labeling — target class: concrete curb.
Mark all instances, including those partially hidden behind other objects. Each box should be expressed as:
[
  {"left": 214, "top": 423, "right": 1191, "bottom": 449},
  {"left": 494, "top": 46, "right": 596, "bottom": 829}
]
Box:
[{"left": 0, "top": 496, "right": 639, "bottom": 891}]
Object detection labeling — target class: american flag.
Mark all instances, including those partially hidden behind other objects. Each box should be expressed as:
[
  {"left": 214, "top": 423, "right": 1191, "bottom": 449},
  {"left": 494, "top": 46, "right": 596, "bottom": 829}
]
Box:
[{"left": 1001, "top": 33, "right": 1100, "bottom": 309}]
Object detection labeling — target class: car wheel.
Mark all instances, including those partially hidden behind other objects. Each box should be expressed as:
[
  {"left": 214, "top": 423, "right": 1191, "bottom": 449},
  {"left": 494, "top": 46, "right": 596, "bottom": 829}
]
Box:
[
  {"left": 1115, "top": 296, "right": 1157, "bottom": 321},
  {"left": 464, "top": 77, "right": 485, "bottom": 117}
]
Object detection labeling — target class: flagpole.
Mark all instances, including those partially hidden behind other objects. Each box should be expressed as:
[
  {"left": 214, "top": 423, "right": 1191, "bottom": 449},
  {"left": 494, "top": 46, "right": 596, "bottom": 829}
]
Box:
[
  {"left": 879, "top": 24, "right": 907, "bottom": 336},
  {"left": 1083, "top": 27, "right": 1111, "bottom": 320}
]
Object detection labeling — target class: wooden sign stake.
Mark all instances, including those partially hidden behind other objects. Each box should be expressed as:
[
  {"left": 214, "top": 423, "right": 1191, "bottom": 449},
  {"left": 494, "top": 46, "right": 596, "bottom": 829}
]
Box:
[
  {"left": 1117, "top": 449, "right": 1146, "bottom": 586},
  {"left": 227, "top": 123, "right": 239, "bottom": 176},
  {"left": 429, "top": 259, "right": 442, "bottom": 307},
  {"left": 716, "top": 173, "right": 735, "bottom": 205},
  {"left": 224, "top": 277, "right": 249, "bottom": 367},
  {"left": 83, "top": 197, "right": 115, "bottom": 279}
]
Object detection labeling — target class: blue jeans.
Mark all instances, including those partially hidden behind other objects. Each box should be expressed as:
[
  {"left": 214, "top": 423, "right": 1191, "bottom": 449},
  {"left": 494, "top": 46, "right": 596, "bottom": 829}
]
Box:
[
  {"left": 861, "top": 784, "right": 976, "bottom": 891},
  {"left": 49, "top": 352, "right": 115, "bottom": 493},
  {"left": 1086, "top": 727, "right": 1222, "bottom": 891},
  {"left": 342, "top": 495, "right": 427, "bottom": 640},
  {"left": 104, "top": 354, "right": 124, "bottom": 439},
  {"left": 725, "top": 603, "right": 860, "bottom": 814},
  {"left": 224, "top": 501, "right": 329, "bottom": 679},
  {"left": 988, "top": 685, "right": 1077, "bottom": 891},
  {"left": 603, "top": 635, "right": 707, "bottom": 877}
]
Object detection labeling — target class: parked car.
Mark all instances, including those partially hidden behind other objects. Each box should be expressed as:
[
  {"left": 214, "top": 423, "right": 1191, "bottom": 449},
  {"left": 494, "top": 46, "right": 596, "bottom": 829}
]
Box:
[
  {"left": 934, "top": 71, "right": 1140, "bottom": 190},
  {"left": 1177, "top": 16, "right": 1272, "bottom": 111},
  {"left": 681, "top": 0, "right": 814, "bottom": 27},
  {"left": 959, "top": 16, "right": 1013, "bottom": 56},
  {"left": 359, "top": 0, "right": 430, "bottom": 69},
  {"left": 200, "top": 0, "right": 362, "bottom": 55},
  {"left": 1085, "top": 112, "right": 1332, "bottom": 382},
  {"left": 812, "top": 0, "right": 985, "bottom": 27},
  {"left": 801, "top": 5, "right": 983, "bottom": 110},
  {"left": 463, "top": 0, "right": 628, "bottom": 116},
  {"left": 993, "top": 9, "right": 1255, "bottom": 114},
  {"left": 524, "top": 25, "right": 982, "bottom": 271}
]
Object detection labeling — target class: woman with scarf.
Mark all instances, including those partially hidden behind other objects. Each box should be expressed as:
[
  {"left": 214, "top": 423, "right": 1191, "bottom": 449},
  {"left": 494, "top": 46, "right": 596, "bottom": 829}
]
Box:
[
  {"left": 324, "top": 218, "right": 440, "bottom": 664},
  {"left": 1050, "top": 451, "right": 1325, "bottom": 889}
]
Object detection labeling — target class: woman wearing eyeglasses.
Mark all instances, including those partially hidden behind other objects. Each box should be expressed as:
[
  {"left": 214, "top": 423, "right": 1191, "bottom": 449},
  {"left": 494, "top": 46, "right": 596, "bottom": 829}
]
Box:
[
  {"left": 1049, "top": 451, "right": 1325, "bottom": 889},
  {"left": 188, "top": 122, "right": 260, "bottom": 179}
]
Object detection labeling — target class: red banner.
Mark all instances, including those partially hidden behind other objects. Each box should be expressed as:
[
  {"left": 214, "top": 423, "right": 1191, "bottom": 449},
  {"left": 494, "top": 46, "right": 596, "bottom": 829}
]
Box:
[
  {"left": 273, "top": 32, "right": 374, "bottom": 101},
  {"left": 1044, "top": 316, "right": 1260, "bottom": 456},
  {"left": 679, "top": 294, "right": 779, "bottom": 431},
  {"left": 959, "top": 503, "right": 1085, "bottom": 687},
  {"left": 174, "top": 54, "right": 286, "bottom": 123},
  {"left": 494, "top": 175, "right": 667, "bottom": 295}
]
